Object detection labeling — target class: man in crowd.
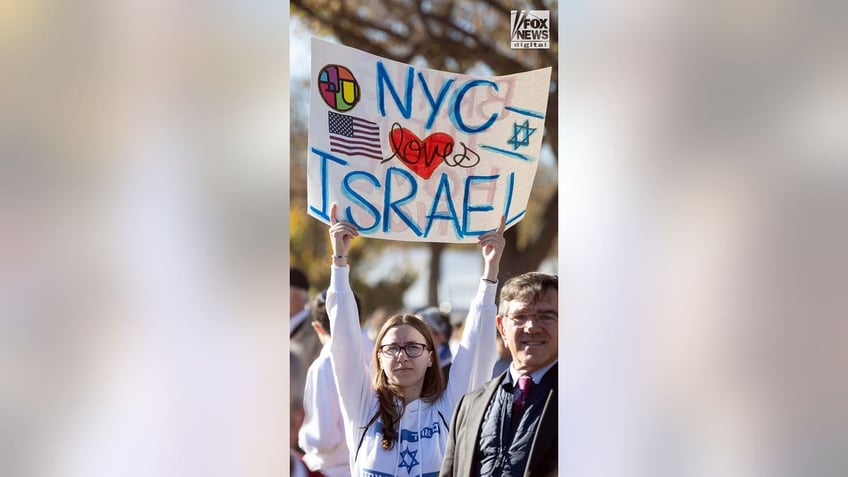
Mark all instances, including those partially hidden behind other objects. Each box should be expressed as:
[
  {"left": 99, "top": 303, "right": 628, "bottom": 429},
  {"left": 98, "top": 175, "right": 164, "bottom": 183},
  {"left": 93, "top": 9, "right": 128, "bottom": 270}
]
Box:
[
  {"left": 441, "top": 272, "right": 558, "bottom": 477},
  {"left": 290, "top": 267, "right": 321, "bottom": 368}
]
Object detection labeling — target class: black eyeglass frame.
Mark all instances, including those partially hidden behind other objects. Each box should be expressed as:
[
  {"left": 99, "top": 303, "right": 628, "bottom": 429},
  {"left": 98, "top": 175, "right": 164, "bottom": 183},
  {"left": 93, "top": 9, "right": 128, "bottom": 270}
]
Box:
[{"left": 378, "top": 342, "right": 431, "bottom": 358}]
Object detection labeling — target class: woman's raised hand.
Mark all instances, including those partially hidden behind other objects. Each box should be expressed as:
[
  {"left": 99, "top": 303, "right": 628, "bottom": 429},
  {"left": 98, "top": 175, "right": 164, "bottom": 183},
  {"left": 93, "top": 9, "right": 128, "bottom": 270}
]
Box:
[
  {"left": 328, "top": 203, "right": 359, "bottom": 260},
  {"left": 478, "top": 216, "right": 506, "bottom": 282}
]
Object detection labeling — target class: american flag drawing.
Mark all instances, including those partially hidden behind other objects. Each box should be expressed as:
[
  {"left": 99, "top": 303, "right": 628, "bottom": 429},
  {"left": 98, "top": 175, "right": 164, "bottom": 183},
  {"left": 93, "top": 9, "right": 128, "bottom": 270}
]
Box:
[{"left": 328, "top": 111, "right": 383, "bottom": 160}]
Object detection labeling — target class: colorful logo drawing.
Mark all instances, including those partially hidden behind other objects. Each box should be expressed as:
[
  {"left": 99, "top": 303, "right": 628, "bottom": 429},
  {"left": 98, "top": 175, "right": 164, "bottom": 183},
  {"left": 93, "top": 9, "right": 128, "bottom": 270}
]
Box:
[
  {"left": 318, "top": 64, "right": 361, "bottom": 111},
  {"left": 328, "top": 111, "right": 382, "bottom": 160}
]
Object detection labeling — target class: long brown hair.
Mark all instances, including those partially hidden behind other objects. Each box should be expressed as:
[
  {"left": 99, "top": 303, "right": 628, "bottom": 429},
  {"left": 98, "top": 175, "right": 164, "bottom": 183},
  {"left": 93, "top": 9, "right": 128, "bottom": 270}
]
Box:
[{"left": 369, "top": 314, "right": 446, "bottom": 450}]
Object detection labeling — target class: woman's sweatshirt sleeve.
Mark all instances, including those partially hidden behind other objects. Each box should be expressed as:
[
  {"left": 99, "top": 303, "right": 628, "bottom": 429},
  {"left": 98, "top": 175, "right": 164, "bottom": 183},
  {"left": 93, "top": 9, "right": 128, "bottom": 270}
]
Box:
[
  {"left": 327, "top": 265, "right": 374, "bottom": 445},
  {"left": 443, "top": 279, "right": 498, "bottom": 407}
]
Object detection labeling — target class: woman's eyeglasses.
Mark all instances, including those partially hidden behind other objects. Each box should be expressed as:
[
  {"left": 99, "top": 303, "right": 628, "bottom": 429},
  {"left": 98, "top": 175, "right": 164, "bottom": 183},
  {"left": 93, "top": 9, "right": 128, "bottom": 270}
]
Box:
[{"left": 379, "top": 343, "right": 430, "bottom": 358}]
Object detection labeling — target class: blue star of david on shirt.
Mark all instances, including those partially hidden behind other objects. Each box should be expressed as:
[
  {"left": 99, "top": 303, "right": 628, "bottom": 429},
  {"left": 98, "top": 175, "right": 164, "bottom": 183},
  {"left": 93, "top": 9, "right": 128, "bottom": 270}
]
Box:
[
  {"left": 398, "top": 446, "right": 420, "bottom": 474},
  {"left": 507, "top": 119, "right": 537, "bottom": 150}
]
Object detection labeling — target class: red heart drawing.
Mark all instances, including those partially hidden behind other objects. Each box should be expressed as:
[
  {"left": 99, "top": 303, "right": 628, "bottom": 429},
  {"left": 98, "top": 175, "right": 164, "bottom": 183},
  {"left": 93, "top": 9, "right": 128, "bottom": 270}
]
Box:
[{"left": 389, "top": 127, "right": 455, "bottom": 180}]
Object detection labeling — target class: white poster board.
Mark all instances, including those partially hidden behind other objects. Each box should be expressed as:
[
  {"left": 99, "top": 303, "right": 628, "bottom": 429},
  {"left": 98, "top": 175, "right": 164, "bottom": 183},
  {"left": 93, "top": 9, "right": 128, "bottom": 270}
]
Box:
[{"left": 307, "top": 38, "right": 551, "bottom": 243}]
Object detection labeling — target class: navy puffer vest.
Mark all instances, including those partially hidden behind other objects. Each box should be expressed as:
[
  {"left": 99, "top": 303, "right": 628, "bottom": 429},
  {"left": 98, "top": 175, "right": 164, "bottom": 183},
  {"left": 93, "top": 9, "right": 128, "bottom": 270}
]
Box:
[{"left": 475, "top": 373, "right": 548, "bottom": 476}]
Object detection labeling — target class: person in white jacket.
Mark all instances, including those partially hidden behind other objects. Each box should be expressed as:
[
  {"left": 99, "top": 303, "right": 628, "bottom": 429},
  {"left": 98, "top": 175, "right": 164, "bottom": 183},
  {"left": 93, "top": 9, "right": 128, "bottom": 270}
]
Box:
[
  {"left": 326, "top": 203, "right": 504, "bottom": 477},
  {"left": 299, "top": 289, "right": 371, "bottom": 477}
]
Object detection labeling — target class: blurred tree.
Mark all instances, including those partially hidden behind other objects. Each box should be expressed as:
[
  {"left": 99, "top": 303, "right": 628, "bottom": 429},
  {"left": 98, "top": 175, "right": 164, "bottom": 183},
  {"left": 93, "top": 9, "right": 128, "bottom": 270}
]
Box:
[{"left": 291, "top": 0, "right": 559, "bottom": 303}]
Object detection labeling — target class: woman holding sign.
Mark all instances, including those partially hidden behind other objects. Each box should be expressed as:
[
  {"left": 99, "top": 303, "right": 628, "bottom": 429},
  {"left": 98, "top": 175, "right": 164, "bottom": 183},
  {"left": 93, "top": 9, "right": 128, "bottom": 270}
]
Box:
[{"left": 325, "top": 203, "right": 503, "bottom": 477}]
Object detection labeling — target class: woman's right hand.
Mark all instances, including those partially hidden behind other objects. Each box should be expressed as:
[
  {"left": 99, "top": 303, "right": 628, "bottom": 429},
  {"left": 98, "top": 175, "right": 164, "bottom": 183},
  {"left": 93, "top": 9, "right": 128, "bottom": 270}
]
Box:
[{"left": 328, "top": 203, "right": 359, "bottom": 259}]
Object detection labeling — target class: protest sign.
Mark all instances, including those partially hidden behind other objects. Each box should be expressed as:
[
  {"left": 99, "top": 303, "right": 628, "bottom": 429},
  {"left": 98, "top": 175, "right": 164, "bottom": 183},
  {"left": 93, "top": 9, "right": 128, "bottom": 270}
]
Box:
[{"left": 307, "top": 38, "right": 551, "bottom": 243}]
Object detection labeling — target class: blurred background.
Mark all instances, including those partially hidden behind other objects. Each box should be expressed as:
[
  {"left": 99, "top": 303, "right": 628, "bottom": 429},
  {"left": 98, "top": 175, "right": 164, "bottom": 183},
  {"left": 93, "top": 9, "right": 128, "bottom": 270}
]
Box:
[
  {"left": 2, "top": 1, "right": 846, "bottom": 476},
  {"left": 555, "top": 1, "right": 848, "bottom": 476},
  {"left": 2, "top": 1, "right": 290, "bottom": 476}
]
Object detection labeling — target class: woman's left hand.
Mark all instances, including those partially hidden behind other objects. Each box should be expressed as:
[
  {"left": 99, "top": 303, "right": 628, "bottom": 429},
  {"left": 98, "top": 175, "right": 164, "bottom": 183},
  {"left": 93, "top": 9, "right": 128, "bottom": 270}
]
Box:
[{"left": 478, "top": 216, "right": 506, "bottom": 282}]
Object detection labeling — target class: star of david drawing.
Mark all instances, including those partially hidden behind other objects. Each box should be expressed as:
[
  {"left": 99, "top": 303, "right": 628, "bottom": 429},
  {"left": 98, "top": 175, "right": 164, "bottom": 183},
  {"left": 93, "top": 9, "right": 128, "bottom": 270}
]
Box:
[
  {"left": 507, "top": 119, "right": 537, "bottom": 150},
  {"left": 398, "top": 446, "right": 420, "bottom": 474}
]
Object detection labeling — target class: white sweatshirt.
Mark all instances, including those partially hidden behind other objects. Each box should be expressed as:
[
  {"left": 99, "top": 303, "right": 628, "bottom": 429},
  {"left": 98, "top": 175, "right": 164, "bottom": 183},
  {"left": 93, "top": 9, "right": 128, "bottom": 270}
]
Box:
[
  {"left": 328, "top": 265, "right": 497, "bottom": 477},
  {"left": 299, "top": 345, "right": 353, "bottom": 477}
]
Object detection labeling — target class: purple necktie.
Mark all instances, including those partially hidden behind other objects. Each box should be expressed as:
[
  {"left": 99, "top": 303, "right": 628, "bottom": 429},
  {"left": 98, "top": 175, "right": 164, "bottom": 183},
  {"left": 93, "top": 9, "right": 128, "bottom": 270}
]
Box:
[{"left": 513, "top": 375, "right": 534, "bottom": 413}]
